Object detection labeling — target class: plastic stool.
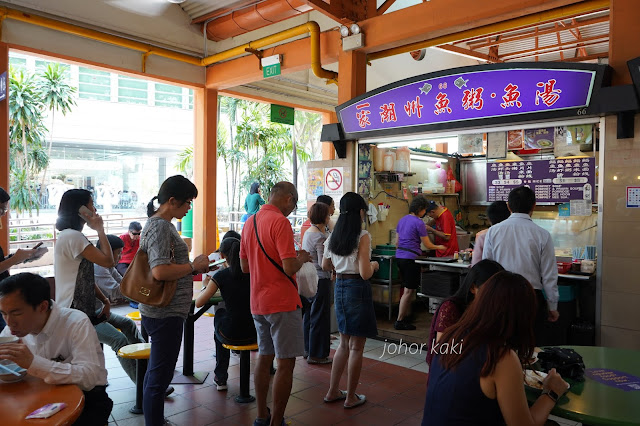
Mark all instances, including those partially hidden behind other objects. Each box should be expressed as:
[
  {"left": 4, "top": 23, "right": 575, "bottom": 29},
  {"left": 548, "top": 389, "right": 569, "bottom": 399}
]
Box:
[
  {"left": 222, "top": 342, "right": 258, "bottom": 403},
  {"left": 126, "top": 311, "right": 141, "bottom": 321},
  {"left": 118, "top": 343, "right": 151, "bottom": 414}
]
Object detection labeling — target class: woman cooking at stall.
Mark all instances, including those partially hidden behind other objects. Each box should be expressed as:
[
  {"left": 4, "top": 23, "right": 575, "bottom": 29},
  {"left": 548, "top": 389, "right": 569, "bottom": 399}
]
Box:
[{"left": 394, "top": 196, "right": 446, "bottom": 331}]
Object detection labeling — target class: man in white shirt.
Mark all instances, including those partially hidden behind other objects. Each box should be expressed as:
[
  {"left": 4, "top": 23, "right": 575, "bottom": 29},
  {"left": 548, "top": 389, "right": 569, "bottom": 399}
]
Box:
[
  {"left": 0, "top": 273, "right": 112, "bottom": 425},
  {"left": 483, "top": 186, "right": 559, "bottom": 345}
]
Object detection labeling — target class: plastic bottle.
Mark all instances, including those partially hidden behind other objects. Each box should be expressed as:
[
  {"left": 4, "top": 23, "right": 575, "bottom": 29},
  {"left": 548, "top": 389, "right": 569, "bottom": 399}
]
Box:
[
  {"left": 446, "top": 167, "right": 455, "bottom": 194},
  {"left": 383, "top": 149, "right": 396, "bottom": 171},
  {"left": 373, "top": 146, "right": 385, "bottom": 171}
]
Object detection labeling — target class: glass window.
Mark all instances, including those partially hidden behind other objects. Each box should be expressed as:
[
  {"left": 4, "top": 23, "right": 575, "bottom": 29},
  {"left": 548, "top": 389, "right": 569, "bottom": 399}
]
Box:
[
  {"left": 9, "top": 57, "right": 27, "bottom": 73},
  {"left": 35, "top": 60, "right": 71, "bottom": 80},
  {"left": 79, "top": 67, "right": 111, "bottom": 101},
  {"left": 188, "top": 89, "right": 194, "bottom": 110},
  {"left": 118, "top": 75, "right": 148, "bottom": 105},
  {"left": 155, "top": 83, "right": 182, "bottom": 108}
]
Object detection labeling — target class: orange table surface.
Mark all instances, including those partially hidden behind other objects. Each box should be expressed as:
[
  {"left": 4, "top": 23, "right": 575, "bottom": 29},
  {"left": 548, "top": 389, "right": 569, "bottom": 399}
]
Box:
[{"left": 0, "top": 375, "right": 84, "bottom": 426}]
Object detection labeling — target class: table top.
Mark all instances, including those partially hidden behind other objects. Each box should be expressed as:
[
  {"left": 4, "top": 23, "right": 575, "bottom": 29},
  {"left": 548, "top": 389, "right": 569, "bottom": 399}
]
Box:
[
  {"left": 526, "top": 345, "right": 640, "bottom": 426},
  {"left": 558, "top": 273, "right": 593, "bottom": 281},
  {"left": 0, "top": 375, "right": 84, "bottom": 426}
]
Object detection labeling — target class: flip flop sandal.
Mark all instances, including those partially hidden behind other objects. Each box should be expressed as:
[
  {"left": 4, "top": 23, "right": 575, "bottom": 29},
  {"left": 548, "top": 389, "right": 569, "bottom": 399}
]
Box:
[
  {"left": 323, "top": 390, "right": 347, "bottom": 403},
  {"left": 344, "top": 394, "right": 366, "bottom": 409}
]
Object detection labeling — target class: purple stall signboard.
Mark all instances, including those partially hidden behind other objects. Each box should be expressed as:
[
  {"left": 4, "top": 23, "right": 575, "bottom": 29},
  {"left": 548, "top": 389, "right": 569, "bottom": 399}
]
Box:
[
  {"left": 487, "top": 157, "right": 595, "bottom": 203},
  {"left": 338, "top": 66, "right": 597, "bottom": 136}
]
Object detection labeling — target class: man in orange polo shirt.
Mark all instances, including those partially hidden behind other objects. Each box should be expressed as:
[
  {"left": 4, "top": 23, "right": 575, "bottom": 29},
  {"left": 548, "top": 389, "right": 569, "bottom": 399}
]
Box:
[
  {"left": 425, "top": 201, "right": 459, "bottom": 258},
  {"left": 240, "top": 181, "right": 311, "bottom": 426}
]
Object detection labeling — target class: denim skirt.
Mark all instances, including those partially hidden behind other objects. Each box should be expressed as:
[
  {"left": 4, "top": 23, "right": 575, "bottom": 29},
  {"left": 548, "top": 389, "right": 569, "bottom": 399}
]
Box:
[{"left": 334, "top": 278, "right": 378, "bottom": 338}]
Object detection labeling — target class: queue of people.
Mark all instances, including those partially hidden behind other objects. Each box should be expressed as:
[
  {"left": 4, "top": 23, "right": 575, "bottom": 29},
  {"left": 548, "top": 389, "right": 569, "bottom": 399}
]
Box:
[{"left": 0, "top": 179, "right": 571, "bottom": 426}]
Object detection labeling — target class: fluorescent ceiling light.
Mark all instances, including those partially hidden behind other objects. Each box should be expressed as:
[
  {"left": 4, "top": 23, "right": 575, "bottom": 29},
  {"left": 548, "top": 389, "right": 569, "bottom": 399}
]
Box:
[
  {"left": 410, "top": 154, "right": 448, "bottom": 163},
  {"left": 376, "top": 137, "right": 458, "bottom": 148}
]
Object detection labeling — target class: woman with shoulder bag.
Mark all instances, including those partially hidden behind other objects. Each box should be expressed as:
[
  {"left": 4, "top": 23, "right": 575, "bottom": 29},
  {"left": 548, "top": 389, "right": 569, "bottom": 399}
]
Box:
[
  {"left": 139, "top": 176, "right": 209, "bottom": 426},
  {"left": 322, "top": 192, "right": 378, "bottom": 409},
  {"left": 302, "top": 202, "right": 332, "bottom": 365}
]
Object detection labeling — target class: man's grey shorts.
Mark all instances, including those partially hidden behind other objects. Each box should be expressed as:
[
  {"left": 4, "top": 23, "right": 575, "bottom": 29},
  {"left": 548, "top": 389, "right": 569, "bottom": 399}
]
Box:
[{"left": 252, "top": 308, "right": 304, "bottom": 359}]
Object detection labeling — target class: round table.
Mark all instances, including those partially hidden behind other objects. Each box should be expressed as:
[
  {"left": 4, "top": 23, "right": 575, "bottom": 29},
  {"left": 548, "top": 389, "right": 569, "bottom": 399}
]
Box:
[
  {"left": 0, "top": 375, "right": 84, "bottom": 425},
  {"left": 526, "top": 346, "right": 640, "bottom": 426}
]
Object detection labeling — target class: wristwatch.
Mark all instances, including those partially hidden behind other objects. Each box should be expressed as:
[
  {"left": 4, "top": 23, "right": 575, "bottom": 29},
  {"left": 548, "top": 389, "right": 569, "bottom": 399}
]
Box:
[
  {"left": 189, "top": 262, "right": 195, "bottom": 274},
  {"left": 541, "top": 389, "right": 559, "bottom": 403}
]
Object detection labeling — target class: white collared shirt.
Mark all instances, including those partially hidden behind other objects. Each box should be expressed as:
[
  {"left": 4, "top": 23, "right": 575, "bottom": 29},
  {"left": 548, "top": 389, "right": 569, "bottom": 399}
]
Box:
[
  {"left": 483, "top": 213, "right": 559, "bottom": 311},
  {"left": 1, "top": 301, "right": 107, "bottom": 391}
]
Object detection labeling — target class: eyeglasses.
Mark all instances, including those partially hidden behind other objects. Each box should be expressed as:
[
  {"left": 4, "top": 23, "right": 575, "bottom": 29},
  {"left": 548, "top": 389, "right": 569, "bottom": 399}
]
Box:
[{"left": 131, "top": 232, "right": 141, "bottom": 236}]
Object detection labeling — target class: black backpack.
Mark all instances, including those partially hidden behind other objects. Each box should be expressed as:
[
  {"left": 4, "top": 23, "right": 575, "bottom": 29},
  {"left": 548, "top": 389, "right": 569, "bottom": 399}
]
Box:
[{"left": 537, "top": 347, "right": 585, "bottom": 382}]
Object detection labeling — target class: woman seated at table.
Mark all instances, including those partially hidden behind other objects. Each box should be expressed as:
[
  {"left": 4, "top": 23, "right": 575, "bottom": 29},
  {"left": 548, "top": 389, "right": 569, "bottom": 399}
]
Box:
[
  {"left": 422, "top": 271, "right": 570, "bottom": 426},
  {"left": 426, "top": 259, "right": 504, "bottom": 366},
  {"left": 196, "top": 237, "right": 256, "bottom": 391}
]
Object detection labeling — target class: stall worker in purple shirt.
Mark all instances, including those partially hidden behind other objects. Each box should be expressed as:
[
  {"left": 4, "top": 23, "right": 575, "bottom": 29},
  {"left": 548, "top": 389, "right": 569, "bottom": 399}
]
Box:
[{"left": 394, "top": 196, "right": 445, "bottom": 330}]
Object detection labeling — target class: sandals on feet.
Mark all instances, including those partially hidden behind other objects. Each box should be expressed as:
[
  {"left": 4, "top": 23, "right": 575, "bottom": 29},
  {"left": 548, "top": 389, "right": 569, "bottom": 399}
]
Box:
[
  {"left": 323, "top": 390, "right": 347, "bottom": 403},
  {"left": 344, "top": 394, "right": 366, "bottom": 409}
]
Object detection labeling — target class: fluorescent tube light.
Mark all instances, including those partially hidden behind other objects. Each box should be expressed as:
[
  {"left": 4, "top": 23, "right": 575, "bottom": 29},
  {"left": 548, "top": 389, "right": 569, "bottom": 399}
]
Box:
[
  {"left": 376, "top": 137, "right": 458, "bottom": 149},
  {"left": 410, "top": 154, "right": 448, "bottom": 163}
]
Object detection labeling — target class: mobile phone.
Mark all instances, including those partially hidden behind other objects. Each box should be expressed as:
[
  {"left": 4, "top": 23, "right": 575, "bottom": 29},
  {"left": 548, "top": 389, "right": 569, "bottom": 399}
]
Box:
[
  {"left": 78, "top": 205, "right": 94, "bottom": 218},
  {"left": 208, "top": 258, "right": 226, "bottom": 268},
  {"left": 33, "top": 242, "right": 44, "bottom": 249}
]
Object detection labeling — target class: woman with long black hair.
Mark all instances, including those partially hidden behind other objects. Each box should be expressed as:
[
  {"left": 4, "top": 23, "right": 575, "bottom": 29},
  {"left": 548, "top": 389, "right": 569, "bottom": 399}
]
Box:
[
  {"left": 196, "top": 236, "right": 255, "bottom": 390},
  {"left": 422, "top": 271, "right": 570, "bottom": 425},
  {"left": 322, "top": 192, "right": 378, "bottom": 409}
]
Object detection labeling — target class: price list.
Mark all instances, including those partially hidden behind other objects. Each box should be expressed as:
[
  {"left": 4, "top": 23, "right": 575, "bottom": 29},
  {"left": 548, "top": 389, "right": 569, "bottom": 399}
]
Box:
[{"left": 487, "top": 157, "right": 595, "bottom": 203}]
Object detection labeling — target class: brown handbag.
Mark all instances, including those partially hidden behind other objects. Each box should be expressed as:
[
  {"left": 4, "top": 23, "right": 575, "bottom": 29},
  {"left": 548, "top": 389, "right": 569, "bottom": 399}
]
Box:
[{"left": 120, "top": 239, "right": 177, "bottom": 307}]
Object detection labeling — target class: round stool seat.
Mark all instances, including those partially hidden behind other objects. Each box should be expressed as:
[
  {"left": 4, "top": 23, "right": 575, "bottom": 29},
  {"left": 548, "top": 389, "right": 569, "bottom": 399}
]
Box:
[
  {"left": 222, "top": 343, "right": 258, "bottom": 351},
  {"left": 118, "top": 343, "right": 151, "bottom": 359},
  {"left": 126, "top": 311, "right": 141, "bottom": 321}
]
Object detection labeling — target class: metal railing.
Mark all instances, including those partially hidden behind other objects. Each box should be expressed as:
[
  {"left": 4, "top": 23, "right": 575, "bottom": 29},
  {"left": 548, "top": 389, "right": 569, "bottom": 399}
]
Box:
[{"left": 8, "top": 215, "right": 149, "bottom": 251}]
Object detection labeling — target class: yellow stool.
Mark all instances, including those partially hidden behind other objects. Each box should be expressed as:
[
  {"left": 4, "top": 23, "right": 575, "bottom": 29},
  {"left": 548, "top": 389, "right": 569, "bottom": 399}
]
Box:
[
  {"left": 118, "top": 343, "right": 151, "bottom": 414},
  {"left": 222, "top": 342, "right": 258, "bottom": 403},
  {"left": 126, "top": 311, "right": 141, "bottom": 321}
]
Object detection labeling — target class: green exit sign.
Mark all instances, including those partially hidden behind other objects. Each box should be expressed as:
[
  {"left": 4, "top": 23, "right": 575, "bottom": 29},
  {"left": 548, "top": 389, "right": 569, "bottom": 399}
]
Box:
[
  {"left": 263, "top": 63, "right": 281, "bottom": 78},
  {"left": 271, "top": 104, "right": 294, "bottom": 125}
]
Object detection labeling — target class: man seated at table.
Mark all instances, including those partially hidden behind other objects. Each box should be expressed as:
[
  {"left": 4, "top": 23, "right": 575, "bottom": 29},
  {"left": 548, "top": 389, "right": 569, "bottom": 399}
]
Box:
[
  {"left": 0, "top": 273, "right": 112, "bottom": 425},
  {"left": 425, "top": 201, "right": 459, "bottom": 257}
]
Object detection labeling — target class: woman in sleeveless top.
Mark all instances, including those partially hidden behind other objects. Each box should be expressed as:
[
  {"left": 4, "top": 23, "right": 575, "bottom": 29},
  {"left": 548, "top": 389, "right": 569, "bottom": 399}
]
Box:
[
  {"left": 322, "top": 192, "right": 379, "bottom": 409},
  {"left": 422, "top": 271, "right": 570, "bottom": 425}
]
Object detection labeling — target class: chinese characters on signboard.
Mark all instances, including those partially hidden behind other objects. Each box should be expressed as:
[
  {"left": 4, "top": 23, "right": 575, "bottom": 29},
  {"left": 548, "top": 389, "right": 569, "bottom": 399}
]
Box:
[
  {"left": 339, "top": 68, "right": 596, "bottom": 135},
  {"left": 487, "top": 157, "right": 595, "bottom": 203}
]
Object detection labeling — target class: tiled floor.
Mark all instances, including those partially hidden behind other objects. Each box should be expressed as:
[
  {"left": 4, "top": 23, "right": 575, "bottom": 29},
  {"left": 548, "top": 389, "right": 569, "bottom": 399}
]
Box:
[{"left": 105, "top": 304, "right": 580, "bottom": 426}]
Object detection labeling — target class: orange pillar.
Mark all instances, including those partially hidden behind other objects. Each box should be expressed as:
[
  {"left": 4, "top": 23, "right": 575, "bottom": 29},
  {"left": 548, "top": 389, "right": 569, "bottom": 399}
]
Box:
[
  {"left": 0, "top": 43, "right": 9, "bottom": 250},
  {"left": 609, "top": 0, "right": 640, "bottom": 85},
  {"left": 193, "top": 88, "right": 218, "bottom": 256},
  {"left": 337, "top": 50, "right": 367, "bottom": 104}
]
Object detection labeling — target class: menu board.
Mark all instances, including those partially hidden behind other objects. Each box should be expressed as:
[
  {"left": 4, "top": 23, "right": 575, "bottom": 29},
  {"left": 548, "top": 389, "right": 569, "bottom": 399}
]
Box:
[{"left": 487, "top": 157, "right": 595, "bottom": 203}]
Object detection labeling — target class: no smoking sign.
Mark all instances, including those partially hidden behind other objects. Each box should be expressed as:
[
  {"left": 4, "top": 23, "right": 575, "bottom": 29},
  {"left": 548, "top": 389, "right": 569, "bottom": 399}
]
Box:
[{"left": 324, "top": 167, "right": 344, "bottom": 197}]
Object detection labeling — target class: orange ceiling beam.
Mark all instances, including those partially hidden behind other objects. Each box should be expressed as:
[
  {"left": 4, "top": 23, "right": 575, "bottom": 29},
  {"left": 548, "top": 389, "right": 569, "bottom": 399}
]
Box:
[
  {"left": 206, "top": 30, "right": 340, "bottom": 90},
  {"left": 434, "top": 45, "right": 502, "bottom": 62},
  {"left": 302, "top": 0, "right": 377, "bottom": 22},
  {"left": 467, "top": 15, "right": 609, "bottom": 49},
  {"left": 358, "top": 0, "right": 600, "bottom": 54}
]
